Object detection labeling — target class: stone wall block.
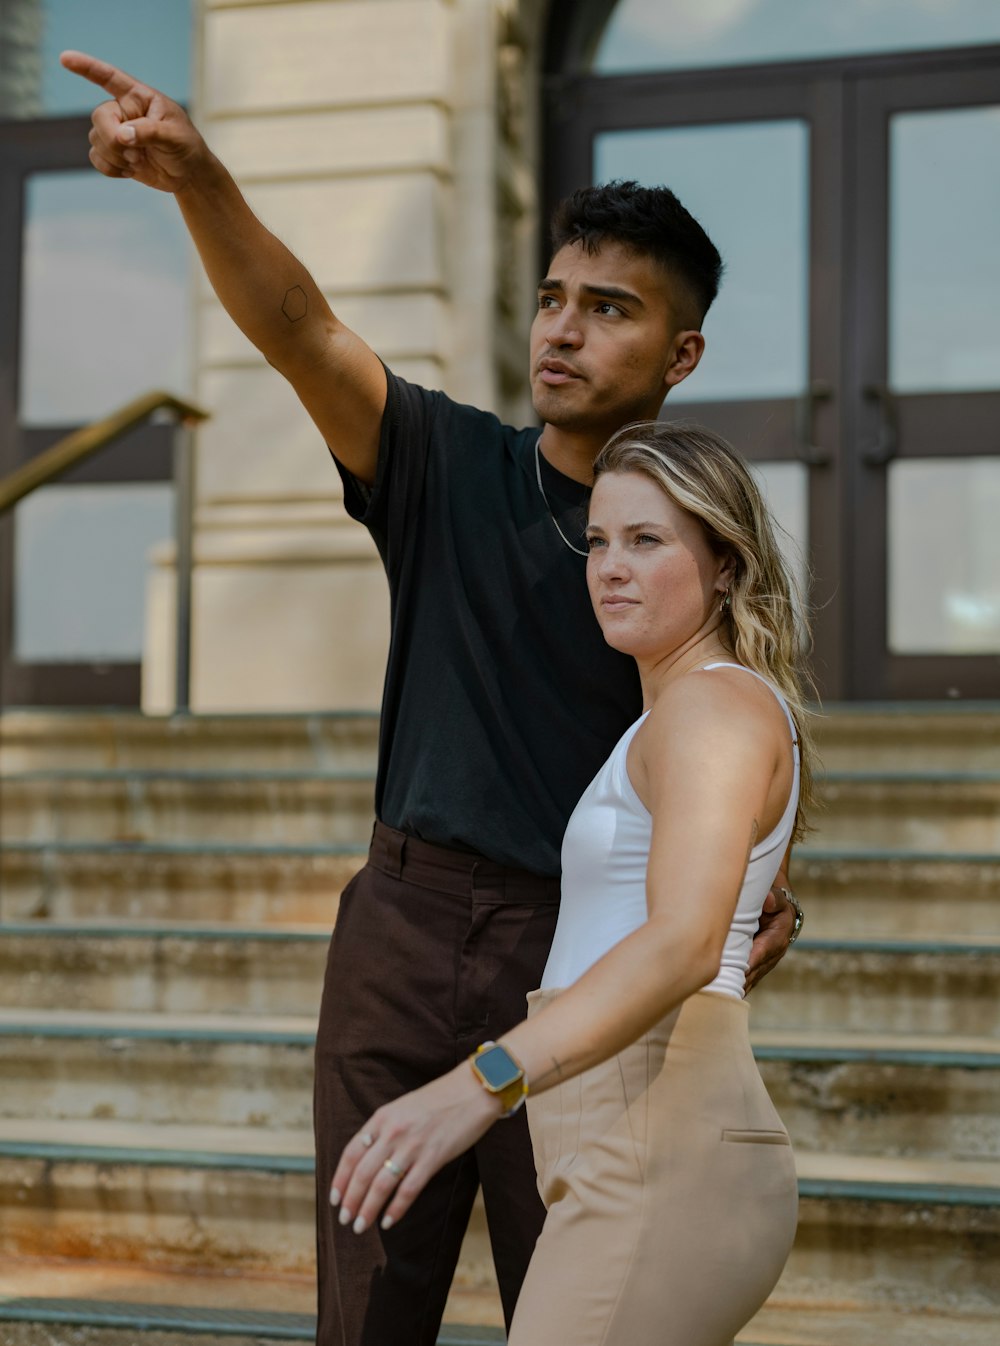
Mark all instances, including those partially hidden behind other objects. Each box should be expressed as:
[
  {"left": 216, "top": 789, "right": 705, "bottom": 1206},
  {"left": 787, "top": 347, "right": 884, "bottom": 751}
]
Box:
[
  {"left": 242, "top": 173, "right": 445, "bottom": 291},
  {"left": 204, "top": 0, "right": 452, "bottom": 114},
  {"left": 196, "top": 367, "right": 342, "bottom": 502},
  {"left": 208, "top": 105, "right": 450, "bottom": 182},
  {"left": 200, "top": 293, "right": 451, "bottom": 367}
]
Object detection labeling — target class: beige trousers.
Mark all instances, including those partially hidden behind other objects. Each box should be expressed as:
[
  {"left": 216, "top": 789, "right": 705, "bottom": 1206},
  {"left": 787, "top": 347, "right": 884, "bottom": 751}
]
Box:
[{"left": 508, "top": 990, "right": 798, "bottom": 1346}]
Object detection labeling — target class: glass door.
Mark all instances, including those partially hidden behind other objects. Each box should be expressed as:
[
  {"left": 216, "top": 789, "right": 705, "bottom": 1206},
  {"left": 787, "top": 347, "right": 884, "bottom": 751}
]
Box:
[
  {"left": 543, "top": 42, "right": 1000, "bottom": 698},
  {"left": 851, "top": 66, "right": 1000, "bottom": 697}
]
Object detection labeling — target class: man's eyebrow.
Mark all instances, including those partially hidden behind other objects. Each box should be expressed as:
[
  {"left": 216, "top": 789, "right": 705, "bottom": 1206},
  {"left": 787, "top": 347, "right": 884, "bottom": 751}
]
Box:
[
  {"left": 536, "top": 278, "right": 644, "bottom": 308},
  {"left": 581, "top": 283, "right": 644, "bottom": 307}
]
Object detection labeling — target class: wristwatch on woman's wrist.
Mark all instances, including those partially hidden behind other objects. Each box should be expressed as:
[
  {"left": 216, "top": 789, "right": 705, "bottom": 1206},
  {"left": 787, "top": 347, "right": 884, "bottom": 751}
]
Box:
[{"left": 469, "top": 1041, "right": 528, "bottom": 1117}]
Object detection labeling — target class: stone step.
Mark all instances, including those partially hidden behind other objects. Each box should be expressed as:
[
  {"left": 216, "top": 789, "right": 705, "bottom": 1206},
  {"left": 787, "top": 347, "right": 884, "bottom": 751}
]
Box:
[
  {"left": 0, "top": 842, "right": 365, "bottom": 924},
  {"left": 752, "top": 937, "right": 1000, "bottom": 1036},
  {"left": 0, "top": 923, "right": 331, "bottom": 1017},
  {"left": 752, "top": 1028, "right": 1000, "bottom": 1161},
  {"left": 0, "top": 1122, "right": 996, "bottom": 1313},
  {"left": 0, "top": 771, "right": 376, "bottom": 846},
  {"left": 0, "top": 1010, "right": 319, "bottom": 1131},
  {"left": 0, "top": 710, "right": 380, "bottom": 774},
  {"left": 792, "top": 850, "right": 1000, "bottom": 938},
  {"left": 3, "top": 767, "right": 997, "bottom": 849},
  {"left": 4, "top": 842, "right": 997, "bottom": 941},
  {"left": 0, "top": 1256, "right": 502, "bottom": 1344},
  {"left": 786, "top": 1151, "right": 1000, "bottom": 1314},
  {"left": 2, "top": 1011, "right": 998, "bottom": 1160},
  {"left": 812, "top": 703, "right": 1000, "bottom": 771},
  {"left": 4, "top": 921, "right": 999, "bottom": 1038},
  {"left": 3, "top": 704, "right": 997, "bottom": 775},
  {"left": 810, "top": 772, "right": 1000, "bottom": 852},
  {"left": 0, "top": 1275, "right": 998, "bottom": 1346}
]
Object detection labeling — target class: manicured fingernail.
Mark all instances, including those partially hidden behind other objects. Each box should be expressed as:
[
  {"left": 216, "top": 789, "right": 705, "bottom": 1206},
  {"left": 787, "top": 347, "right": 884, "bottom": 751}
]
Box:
[
  {"left": 119, "top": 124, "right": 136, "bottom": 143},
  {"left": 338, "top": 1207, "right": 352, "bottom": 1226},
  {"left": 329, "top": 1187, "right": 340, "bottom": 1207},
  {"left": 381, "top": 1215, "right": 394, "bottom": 1231},
  {"left": 352, "top": 1215, "right": 367, "bottom": 1235}
]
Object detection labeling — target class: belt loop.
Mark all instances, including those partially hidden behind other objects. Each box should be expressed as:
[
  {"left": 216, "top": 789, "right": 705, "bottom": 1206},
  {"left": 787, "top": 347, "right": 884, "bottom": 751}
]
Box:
[{"left": 383, "top": 827, "right": 406, "bottom": 879}]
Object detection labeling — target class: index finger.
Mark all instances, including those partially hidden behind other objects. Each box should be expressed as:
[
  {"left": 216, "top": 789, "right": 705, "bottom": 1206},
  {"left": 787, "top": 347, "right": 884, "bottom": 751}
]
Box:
[{"left": 60, "top": 49, "right": 145, "bottom": 101}]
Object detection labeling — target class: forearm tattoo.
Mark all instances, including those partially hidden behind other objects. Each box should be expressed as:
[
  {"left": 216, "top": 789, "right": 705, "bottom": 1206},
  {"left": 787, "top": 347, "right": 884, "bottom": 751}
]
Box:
[
  {"left": 281, "top": 284, "right": 308, "bottom": 323},
  {"left": 531, "top": 1056, "right": 566, "bottom": 1091}
]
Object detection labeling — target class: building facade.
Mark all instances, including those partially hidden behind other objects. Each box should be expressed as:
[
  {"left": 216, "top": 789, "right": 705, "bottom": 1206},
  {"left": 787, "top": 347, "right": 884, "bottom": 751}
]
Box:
[{"left": 2, "top": 0, "right": 999, "bottom": 711}]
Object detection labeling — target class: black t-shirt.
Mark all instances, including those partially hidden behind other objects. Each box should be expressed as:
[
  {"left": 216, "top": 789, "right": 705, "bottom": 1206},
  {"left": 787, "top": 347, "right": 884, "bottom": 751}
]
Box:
[{"left": 335, "top": 369, "right": 642, "bottom": 876}]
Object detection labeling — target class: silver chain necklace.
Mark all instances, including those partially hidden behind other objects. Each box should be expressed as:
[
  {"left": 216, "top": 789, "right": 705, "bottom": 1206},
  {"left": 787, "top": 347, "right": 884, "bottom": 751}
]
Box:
[{"left": 534, "top": 436, "right": 589, "bottom": 557}]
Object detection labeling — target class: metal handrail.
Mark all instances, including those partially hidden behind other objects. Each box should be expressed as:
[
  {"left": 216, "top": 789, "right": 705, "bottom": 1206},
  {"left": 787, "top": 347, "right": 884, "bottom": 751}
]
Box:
[
  {"left": 0, "top": 390, "right": 207, "bottom": 513},
  {"left": 0, "top": 390, "right": 209, "bottom": 712}
]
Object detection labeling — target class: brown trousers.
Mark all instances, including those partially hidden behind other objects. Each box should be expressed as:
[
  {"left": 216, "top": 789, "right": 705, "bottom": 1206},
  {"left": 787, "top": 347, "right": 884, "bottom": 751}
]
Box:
[
  {"left": 313, "top": 822, "right": 560, "bottom": 1346},
  {"left": 510, "top": 990, "right": 799, "bottom": 1346}
]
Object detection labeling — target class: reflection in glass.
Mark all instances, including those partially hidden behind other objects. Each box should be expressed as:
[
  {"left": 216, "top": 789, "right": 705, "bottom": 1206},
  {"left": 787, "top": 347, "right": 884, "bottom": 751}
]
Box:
[
  {"left": 890, "top": 106, "right": 1000, "bottom": 393},
  {"left": 749, "top": 461, "right": 809, "bottom": 605},
  {"left": 889, "top": 459, "right": 1000, "bottom": 654},
  {"left": 14, "top": 483, "right": 174, "bottom": 661},
  {"left": 596, "top": 121, "right": 808, "bottom": 402},
  {"left": 595, "top": 0, "right": 1000, "bottom": 74},
  {"left": 0, "top": 0, "right": 190, "bottom": 120},
  {"left": 19, "top": 171, "right": 192, "bottom": 425}
]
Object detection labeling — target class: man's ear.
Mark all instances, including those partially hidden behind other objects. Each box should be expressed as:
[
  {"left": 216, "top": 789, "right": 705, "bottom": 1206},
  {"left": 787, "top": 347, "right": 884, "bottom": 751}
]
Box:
[{"left": 663, "top": 329, "right": 705, "bottom": 390}]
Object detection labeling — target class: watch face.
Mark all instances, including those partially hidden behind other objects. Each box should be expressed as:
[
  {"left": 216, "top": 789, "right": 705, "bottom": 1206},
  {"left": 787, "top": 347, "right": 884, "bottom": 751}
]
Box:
[{"left": 475, "top": 1044, "right": 521, "bottom": 1090}]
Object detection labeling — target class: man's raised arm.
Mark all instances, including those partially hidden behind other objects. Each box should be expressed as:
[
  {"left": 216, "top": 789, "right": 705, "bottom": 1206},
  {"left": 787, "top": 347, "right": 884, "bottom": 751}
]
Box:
[{"left": 61, "top": 50, "right": 385, "bottom": 486}]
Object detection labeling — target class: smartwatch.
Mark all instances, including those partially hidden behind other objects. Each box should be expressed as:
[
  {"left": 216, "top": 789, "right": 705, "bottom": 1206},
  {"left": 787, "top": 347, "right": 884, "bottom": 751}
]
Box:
[{"left": 469, "top": 1041, "right": 528, "bottom": 1117}]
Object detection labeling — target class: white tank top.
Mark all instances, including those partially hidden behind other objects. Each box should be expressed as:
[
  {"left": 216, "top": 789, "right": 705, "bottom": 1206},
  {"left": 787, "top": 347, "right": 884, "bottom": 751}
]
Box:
[{"left": 540, "top": 663, "right": 800, "bottom": 1000}]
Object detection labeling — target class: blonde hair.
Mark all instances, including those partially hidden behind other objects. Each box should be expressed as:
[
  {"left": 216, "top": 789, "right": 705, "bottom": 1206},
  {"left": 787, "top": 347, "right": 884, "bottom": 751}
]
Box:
[{"left": 593, "top": 421, "right": 818, "bottom": 837}]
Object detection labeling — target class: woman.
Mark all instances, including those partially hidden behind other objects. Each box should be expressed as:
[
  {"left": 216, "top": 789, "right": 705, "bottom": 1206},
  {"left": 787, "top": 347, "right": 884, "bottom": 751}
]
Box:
[{"left": 331, "top": 421, "right": 815, "bottom": 1345}]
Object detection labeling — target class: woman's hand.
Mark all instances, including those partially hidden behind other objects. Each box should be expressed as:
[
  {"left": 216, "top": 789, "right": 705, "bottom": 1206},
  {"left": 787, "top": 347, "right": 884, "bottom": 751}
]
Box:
[{"left": 330, "top": 1063, "right": 503, "bottom": 1234}]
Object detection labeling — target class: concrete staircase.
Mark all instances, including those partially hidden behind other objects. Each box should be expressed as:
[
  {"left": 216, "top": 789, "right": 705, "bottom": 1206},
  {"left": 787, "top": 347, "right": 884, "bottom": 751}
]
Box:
[{"left": 0, "top": 704, "right": 998, "bottom": 1345}]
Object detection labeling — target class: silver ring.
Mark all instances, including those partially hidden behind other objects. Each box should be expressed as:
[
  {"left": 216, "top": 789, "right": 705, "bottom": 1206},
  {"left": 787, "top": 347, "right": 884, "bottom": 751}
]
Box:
[
  {"left": 359, "top": 1132, "right": 374, "bottom": 1148},
  {"left": 383, "top": 1158, "right": 405, "bottom": 1179}
]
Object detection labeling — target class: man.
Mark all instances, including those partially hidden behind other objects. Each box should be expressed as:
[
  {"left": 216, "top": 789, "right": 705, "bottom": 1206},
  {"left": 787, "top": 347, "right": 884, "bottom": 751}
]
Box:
[{"left": 64, "top": 49, "right": 800, "bottom": 1346}]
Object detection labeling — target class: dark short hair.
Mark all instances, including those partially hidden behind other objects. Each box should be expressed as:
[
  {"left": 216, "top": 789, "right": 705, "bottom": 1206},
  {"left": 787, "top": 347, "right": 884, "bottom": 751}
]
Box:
[{"left": 550, "top": 180, "right": 723, "bottom": 324}]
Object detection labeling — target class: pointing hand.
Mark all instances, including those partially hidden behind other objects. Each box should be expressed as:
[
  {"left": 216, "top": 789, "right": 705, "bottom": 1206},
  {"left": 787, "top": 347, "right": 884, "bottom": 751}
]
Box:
[{"left": 60, "top": 50, "right": 209, "bottom": 193}]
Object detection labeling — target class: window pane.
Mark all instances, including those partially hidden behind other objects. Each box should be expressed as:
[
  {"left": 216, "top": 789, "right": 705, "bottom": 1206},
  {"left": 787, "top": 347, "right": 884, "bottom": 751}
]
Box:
[
  {"left": 1, "top": 0, "right": 190, "bottom": 120},
  {"left": 595, "top": 121, "right": 808, "bottom": 402},
  {"left": 888, "top": 459, "right": 1000, "bottom": 654},
  {"left": 14, "top": 483, "right": 173, "bottom": 661},
  {"left": 19, "top": 170, "right": 192, "bottom": 426},
  {"left": 750, "top": 461, "right": 809, "bottom": 607},
  {"left": 890, "top": 106, "right": 1000, "bottom": 393},
  {"left": 595, "top": 0, "right": 1000, "bottom": 74}
]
